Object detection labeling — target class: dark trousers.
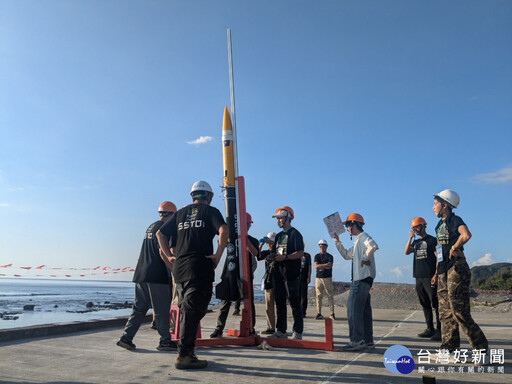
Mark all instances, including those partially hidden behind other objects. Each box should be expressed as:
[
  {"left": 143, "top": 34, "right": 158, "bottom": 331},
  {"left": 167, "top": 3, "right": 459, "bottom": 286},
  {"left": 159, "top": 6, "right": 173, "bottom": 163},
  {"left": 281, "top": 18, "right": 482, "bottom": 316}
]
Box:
[
  {"left": 123, "top": 282, "right": 171, "bottom": 343},
  {"left": 176, "top": 279, "right": 212, "bottom": 356},
  {"left": 299, "top": 278, "right": 309, "bottom": 316},
  {"left": 216, "top": 270, "right": 256, "bottom": 331},
  {"left": 273, "top": 274, "right": 303, "bottom": 334},
  {"left": 415, "top": 277, "right": 440, "bottom": 330}
]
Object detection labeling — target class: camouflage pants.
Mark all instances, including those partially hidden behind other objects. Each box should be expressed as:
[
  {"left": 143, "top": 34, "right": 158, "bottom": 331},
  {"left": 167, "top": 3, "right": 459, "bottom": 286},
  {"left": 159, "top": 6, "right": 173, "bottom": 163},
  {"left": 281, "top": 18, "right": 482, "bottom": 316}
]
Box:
[{"left": 437, "top": 258, "right": 488, "bottom": 350}]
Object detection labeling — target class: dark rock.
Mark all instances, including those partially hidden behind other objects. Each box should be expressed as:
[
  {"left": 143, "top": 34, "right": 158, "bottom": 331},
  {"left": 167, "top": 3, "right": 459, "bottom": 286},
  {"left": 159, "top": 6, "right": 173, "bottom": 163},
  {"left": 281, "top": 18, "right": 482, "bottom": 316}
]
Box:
[
  {"left": 54, "top": 305, "right": 58, "bottom": 308},
  {"left": 86, "top": 302, "right": 94, "bottom": 308},
  {"left": 23, "top": 305, "right": 35, "bottom": 311}
]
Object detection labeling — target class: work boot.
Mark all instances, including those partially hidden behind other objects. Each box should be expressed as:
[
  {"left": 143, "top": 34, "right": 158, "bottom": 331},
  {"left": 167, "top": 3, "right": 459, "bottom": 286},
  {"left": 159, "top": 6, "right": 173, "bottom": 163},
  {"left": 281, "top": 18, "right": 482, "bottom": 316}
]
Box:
[
  {"left": 315, "top": 313, "right": 324, "bottom": 320},
  {"left": 156, "top": 340, "right": 177, "bottom": 351},
  {"left": 418, "top": 328, "right": 435, "bottom": 338},
  {"left": 430, "top": 329, "right": 441, "bottom": 341},
  {"left": 116, "top": 337, "right": 136, "bottom": 350},
  {"left": 210, "top": 328, "right": 223, "bottom": 338},
  {"left": 175, "top": 354, "right": 208, "bottom": 370},
  {"left": 261, "top": 328, "right": 275, "bottom": 335},
  {"left": 232, "top": 309, "right": 241, "bottom": 316}
]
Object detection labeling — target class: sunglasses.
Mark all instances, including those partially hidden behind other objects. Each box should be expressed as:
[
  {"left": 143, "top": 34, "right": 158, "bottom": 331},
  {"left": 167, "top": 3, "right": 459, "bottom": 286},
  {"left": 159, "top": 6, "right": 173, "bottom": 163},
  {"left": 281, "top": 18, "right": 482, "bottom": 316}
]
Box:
[{"left": 345, "top": 222, "right": 355, "bottom": 227}]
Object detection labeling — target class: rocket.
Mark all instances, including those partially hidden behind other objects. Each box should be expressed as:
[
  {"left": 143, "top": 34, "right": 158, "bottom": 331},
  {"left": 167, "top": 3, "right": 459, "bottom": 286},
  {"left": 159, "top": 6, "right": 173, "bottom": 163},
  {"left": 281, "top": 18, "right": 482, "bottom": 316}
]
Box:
[{"left": 215, "top": 106, "right": 242, "bottom": 301}]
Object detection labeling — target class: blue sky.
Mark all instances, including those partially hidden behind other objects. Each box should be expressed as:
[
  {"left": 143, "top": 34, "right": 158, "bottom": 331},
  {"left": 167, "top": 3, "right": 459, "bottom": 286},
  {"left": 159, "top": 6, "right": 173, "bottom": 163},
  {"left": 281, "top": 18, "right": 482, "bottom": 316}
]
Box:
[{"left": 1, "top": 1, "right": 511, "bottom": 284}]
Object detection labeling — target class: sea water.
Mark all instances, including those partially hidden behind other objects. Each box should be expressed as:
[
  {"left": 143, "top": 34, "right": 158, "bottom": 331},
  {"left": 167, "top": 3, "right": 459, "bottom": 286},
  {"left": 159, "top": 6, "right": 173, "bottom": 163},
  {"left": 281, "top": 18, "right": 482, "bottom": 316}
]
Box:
[{"left": 0, "top": 278, "right": 264, "bottom": 329}]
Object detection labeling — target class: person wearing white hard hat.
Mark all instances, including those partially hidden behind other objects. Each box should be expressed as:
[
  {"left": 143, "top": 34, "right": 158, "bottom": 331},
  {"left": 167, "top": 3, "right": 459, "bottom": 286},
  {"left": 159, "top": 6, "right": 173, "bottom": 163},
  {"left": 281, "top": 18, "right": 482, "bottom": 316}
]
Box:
[
  {"left": 314, "top": 239, "right": 335, "bottom": 320},
  {"left": 270, "top": 206, "right": 305, "bottom": 340},
  {"left": 433, "top": 189, "right": 488, "bottom": 354},
  {"left": 259, "top": 231, "right": 277, "bottom": 334},
  {"left": 157, "top": 181, "right": 228, "bottom": 369},
  {"left": 210, "top": 212, "right": 259, "bottom": 338}
]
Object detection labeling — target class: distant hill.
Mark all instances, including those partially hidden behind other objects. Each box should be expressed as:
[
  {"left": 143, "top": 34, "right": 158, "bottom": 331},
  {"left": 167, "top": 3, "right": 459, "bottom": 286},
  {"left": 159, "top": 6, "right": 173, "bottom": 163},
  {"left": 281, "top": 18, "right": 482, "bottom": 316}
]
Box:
[{"left": 471, "top": 262, "right": 512, "bottom": 290}]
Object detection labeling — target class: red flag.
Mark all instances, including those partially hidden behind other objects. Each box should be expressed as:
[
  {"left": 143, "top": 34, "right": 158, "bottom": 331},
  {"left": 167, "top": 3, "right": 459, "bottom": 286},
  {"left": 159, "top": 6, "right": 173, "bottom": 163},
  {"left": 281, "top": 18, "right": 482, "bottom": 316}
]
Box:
[
  {"left": 35, "top": 265, "right": 46, "bottom": 270},
  {"left": 20, "top": 266, "right": 32, "bottom": 270},
  {"left": 0, "top": 264, "right": 12, "bottom": 268}
]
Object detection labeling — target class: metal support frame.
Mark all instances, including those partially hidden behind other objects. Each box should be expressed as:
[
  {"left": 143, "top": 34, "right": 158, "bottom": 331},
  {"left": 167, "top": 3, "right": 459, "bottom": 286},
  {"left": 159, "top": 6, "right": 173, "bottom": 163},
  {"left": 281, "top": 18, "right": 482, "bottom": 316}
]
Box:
[{"left": 193, "top": 177, "right": 335, "bottom": 351}]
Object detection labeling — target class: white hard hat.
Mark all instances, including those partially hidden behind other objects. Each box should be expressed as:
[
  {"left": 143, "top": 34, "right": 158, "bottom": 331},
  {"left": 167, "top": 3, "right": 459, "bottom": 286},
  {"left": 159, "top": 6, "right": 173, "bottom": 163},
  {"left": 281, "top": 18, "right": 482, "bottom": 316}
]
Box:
[
  {"left": 434, "top": 189, "right": 460, "bottom": 208},
  {"left": 190, "top": 180, "right": 214, "bottom": 196},
  {"left": 318, "top": 239, "right": 328, "bottom": 245},
  {"left": 267, "top": 232, "right": 277, "bottom": 241}
]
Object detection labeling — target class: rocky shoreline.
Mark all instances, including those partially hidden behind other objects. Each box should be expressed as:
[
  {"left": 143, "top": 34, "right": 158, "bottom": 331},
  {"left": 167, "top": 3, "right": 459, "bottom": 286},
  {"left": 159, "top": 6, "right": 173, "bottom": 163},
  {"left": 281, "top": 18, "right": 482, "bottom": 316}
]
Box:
[
  {"left": 312, "top": 282, "right": 512, "bottom": 313},
  {"left": 0, "top": 301, "right": 133, "bottom": 322}
]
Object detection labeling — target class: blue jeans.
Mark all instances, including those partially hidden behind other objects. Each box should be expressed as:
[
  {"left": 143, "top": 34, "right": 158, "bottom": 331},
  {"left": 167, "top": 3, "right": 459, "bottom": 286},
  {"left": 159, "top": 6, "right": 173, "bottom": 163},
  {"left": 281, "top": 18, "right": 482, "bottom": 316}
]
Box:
[{"left": 347, "top": 278, "right": 373, "bottom": 344}]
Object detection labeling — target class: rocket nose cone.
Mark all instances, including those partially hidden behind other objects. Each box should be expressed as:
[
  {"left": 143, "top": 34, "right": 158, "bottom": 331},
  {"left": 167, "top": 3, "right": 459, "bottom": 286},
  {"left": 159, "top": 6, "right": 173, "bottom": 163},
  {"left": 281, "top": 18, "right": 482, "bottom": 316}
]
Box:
[{"left": 223, "top": 106, "right": 232, "bottom": 130}]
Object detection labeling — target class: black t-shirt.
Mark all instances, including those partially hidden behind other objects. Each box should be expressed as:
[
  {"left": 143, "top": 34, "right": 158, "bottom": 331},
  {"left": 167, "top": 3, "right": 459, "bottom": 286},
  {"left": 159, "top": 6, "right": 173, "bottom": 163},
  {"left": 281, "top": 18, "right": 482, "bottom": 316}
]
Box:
[
  {"left": 159, "top": 203, "right": 226, "bottom": 284},
  {"left": 272, "top": 227, "right": 304, "bottom": 281},
  {"left": 411, "top": 234, "right": 437, "bottom": 278},
  {"left": 435, "top": 213, "right": 466, "bottom": 275},
  {"left": 300, "top": 252, "right": 312, "bottom": 281},
  {"left": 314, "top": 252, "right": 334, "bottom": 279},
  {"left": 133, "top": 220, "right": 170, "bottom": 284},
  {"left": 248, "top": 235, "right": 260, "bottom": 277}
]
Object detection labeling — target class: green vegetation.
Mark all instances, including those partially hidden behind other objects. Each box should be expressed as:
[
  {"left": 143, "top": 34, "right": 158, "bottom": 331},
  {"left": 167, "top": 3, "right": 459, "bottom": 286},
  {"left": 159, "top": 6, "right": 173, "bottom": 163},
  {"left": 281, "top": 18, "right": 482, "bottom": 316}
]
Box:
[{"left": 471, "top": 263, "right": 512, "bottom": 290}]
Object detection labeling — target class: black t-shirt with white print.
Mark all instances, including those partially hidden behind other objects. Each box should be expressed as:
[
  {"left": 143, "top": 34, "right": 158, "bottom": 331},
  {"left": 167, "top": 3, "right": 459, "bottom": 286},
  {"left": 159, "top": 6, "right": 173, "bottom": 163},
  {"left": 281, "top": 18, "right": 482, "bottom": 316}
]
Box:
[
  {"left": 272, "top": 227, "right": 304, "bottom": 281},
  {"left": 411, "top": 234, "right": 437, "bottom": 278},
  {"left": 132, "top": 220, "right": 170, "bottom": 284},
  {"left": 159, "top": 203, "right": 226, "bottom": 284},
  {"left": 435, "top": 213, "right": 466, "bottom": 275}
]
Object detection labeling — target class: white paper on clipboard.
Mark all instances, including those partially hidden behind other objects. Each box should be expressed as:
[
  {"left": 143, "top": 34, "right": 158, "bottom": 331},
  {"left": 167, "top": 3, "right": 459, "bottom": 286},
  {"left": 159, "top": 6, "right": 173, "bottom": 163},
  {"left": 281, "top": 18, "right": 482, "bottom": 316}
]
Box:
[{"left": 323, "top": 212, "right": 345, "bottom": 238}]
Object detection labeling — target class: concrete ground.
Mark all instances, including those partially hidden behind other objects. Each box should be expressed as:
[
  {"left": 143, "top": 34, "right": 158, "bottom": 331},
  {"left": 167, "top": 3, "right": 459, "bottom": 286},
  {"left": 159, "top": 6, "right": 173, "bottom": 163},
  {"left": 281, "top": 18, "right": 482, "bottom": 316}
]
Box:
[{"left": 0, "top": 303, "right": 510, "bottom": 383}]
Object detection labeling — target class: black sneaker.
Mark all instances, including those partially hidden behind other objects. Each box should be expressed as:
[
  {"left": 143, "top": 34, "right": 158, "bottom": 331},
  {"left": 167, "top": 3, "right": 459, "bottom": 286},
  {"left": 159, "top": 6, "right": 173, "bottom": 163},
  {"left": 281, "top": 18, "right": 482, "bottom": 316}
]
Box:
[
  {"left": 175, "top": 354, "right": 208, "bottom": 370},
  {"left": 210, "top": 328, "right": 223, "bottom": 338},
  {"left": 157, "top": 340, "right": 177, "bottom": 351},
  {"left": 430, "top": 329, "right": 441, "bottom": 341},
  {"left": 261, "top": 328, "right": 275, "bottom": 335},
  {"left": 418, "top": 328, "right": 435, "bottom": 338},
  {"left": 232, "top": 310, "right": 241, "bottom": 316},
  {"left": 116, "top": 338, "right": 136, "bottom": 350},
  {"left": 315, "top": 313, "right": 324, "bottom": 320}
]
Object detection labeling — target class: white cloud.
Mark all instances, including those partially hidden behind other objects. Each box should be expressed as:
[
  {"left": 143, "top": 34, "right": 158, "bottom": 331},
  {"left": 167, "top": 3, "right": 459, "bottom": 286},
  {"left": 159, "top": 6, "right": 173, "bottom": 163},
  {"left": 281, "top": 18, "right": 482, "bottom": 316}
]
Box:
[
  {"left": 472, "top": 253, "right": 493, "bottom": 267},
  {"left": 390, "top": 266, "right": 406, "bottom": 278},
  {"left": 473, "top": 166, "right": 512, "bottom": 184},
  {"left": 0, "top": 203, "right": 9, "bottom": 207},
  {"left": 187, "top": 136, "right": 213, "bottom": 146}
]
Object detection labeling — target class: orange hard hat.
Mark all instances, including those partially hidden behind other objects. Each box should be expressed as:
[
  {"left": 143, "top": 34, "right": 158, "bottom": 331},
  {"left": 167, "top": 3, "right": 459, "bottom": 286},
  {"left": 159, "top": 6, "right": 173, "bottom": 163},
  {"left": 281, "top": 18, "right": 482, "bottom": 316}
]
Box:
[
  {"left": 411, "top": 217, "right": 427, "bottom": 228},
  {"left": 158, "top": 201, "right": 177, "bottom": 213},
  {"left": 272, "top": 206, "right": 294, "bottom": 220},
  {"left": 342, "top": 213, "right": 365, "bottom": 225},
  {"left": 246, "top": 212, "right": 253, "bottom": 223}
]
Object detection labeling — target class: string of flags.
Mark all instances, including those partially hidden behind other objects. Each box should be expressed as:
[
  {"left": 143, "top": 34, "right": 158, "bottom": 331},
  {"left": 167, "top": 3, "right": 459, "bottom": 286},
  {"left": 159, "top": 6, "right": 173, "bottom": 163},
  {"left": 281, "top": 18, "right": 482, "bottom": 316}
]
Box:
[{"left": 0, "top": 264, "right": 135, "bottom": 278}]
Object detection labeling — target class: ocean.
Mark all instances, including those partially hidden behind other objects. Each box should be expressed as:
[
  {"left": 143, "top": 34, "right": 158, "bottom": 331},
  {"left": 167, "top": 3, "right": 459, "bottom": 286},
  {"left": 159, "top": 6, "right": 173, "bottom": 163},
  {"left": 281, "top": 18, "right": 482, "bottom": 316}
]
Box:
[{"left": 0, "top": 278, "right": 264, "bottom": 330}]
